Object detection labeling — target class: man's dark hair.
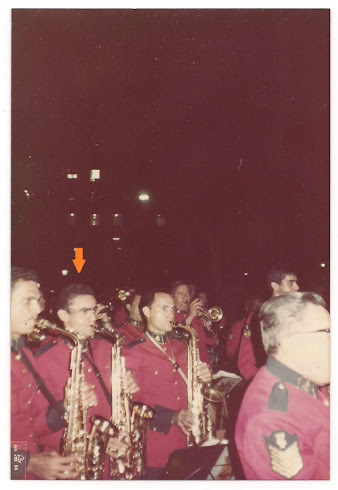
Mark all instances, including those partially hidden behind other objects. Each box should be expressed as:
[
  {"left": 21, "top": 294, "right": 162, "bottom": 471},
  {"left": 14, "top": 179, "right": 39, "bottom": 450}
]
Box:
[
  {"left": 267, "top": 264, "right": 297, "bottom": 286},
  {"left": 11, "top": 266, "right": 39, "bottom": 290},
  {"left": 56, "top": 283, "right": 95, "bottom": 312},
  {"left": 139, "top": 288, "right": 171, "bottom": 325},
  {"left": 170, "top": 280, "right": 189, "bottom": 296},
  {"left": 125, "top": 289, "right": 142, "bottom": 308}
]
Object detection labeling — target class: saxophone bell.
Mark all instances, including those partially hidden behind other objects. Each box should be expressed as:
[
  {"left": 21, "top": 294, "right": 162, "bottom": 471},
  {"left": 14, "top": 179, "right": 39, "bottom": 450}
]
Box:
[{"left": 86, "top": 416, "right": 118, "bottom": 480}]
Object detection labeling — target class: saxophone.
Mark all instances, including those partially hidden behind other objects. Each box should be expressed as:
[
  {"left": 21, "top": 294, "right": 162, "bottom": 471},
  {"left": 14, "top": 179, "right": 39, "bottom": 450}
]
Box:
[
  {"left": 29, "top": 320, "right": 88, "bottom": 479},
  {"left": 30, "top": 319, "right": 115, "bottom": 480},
  {"left": 110, "top": 333, "right": 155, "bottom": 480},
  {"left": 175, "top": 323, "right": 223, "bottom": 446}
]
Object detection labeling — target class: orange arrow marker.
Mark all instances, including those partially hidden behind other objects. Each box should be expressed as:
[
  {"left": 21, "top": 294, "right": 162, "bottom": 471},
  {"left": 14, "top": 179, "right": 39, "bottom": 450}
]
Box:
[{"left": 73, "top": 248, "right": 86, "bottom": 274}]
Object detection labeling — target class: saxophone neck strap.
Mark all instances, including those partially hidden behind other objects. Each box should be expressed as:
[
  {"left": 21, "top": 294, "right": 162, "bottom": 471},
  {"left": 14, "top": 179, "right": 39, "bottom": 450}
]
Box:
[
  {"left": 145, "top": 331, "right": 188, "bottom": 385},
  {"left": 82, "top": 351, "right": 111, "bottom": 405},
  {"left": 11, "top": 346, "right": 64, "bottom": 417}
]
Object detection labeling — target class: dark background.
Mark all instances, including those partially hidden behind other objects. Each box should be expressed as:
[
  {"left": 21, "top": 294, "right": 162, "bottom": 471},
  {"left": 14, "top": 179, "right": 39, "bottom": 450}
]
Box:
[{"left": 11, "top": 9, "right": 330, "bottom": 318}]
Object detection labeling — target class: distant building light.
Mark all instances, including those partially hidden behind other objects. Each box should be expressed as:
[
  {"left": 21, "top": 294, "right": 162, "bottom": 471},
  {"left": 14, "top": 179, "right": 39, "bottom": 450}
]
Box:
[
  {"left": 113, "top": 213, "right": 122, "bottom": 226},
  {"left": 90, "top": 214, "right": 100, "bottom": 226},
  {"left": 156, "top": 215, "right": 166, "bottom": 227},
  {"left": 320, "top": 263, "right": 326, "bottom": 268},
  {"left": 61, "top": 270, "right": 69, "bottom": 276},
  {"left": 24, "top": 189, "right": 30, "bottom": 198},
  {"left": 244, "top": 272, "right": 248, "bottom": 276},
  {"left": 117, "top": 247, "right": 122, "bottom": 251},
  {"left": 113, "top": 237, "right": 120, "bottom": 241},
  {"left": 68, "top": 212, "right": 77, "bottom": 225},
  {"left": 50, "top": 289, "right": 54, "bottom": 293},
  {"left": 90, "top": 169, "right": 100, "bottom": 182},
  {"left": 138, "top": 193, "right": 150, "bottom": 201},
  {"left": 67, "top": 173, "right": 78, "bottom": 179}
]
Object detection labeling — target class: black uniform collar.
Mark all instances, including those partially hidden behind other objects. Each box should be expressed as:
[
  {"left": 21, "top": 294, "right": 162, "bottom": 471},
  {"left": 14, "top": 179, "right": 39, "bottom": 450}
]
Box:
[
  {"left": 147, "top": 330, "right": 167, "bottom": 345},
  {"left": 11, "top": 337, "right": 25, "bottom": 352},
  {"left": 126, "top": 317, "right": 143, "bottom": 329},
  {"left": 267, "top": 356, "right": 319, "bottom": 398}
]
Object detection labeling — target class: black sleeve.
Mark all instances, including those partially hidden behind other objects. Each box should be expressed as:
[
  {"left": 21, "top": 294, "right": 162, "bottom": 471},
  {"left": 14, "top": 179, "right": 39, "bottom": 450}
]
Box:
[
  {"left": 148, "top": 404, "right": 176, "bottom": 435},
  {"left": 46, "top": 400, "right": 67, "bottom": 432}
]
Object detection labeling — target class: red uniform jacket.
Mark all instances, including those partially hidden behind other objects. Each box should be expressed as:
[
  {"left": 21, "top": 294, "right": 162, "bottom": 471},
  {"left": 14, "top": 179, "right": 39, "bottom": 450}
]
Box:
[
  {"left": 112, "top": 306, "right": 128, "bottom": 327},
  {"left": 235, "top": 357, "right": 330, "bottom": 480},
  {"left": 174, "top": 310, "right": 215, "bottom": 365},
  {"left": 236, "top": 312, "right": 258, "bottom": 381},
  {"left": 11, "top": 338, "right": 63, "bottom": 479},
  {"left": 33, "top": 335, "right": 113, "bottom": 478},
  {"left": 115, "top": 319, "right": 145, "bottom": 344},
  {"left": 225, "top": 316, "right": 248, "bottom": 361},
  {"left": 124, "top": 335, "right": 188, "bottom": 469}
]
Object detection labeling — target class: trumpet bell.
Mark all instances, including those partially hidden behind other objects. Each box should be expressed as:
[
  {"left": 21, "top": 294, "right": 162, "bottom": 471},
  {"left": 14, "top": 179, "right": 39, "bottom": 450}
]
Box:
[{"left": 208, "top": 306, "right": 223, "bottom": 322}]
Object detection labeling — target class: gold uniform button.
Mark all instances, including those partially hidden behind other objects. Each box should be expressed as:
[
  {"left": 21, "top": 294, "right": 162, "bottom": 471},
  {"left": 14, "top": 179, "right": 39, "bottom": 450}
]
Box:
[
  {"left": 174, "top": 382, "right": 178, "bottom": 386},
  {"left": 88, "top": 368, "right": 92, "bottom": 373},
  {"left": 22, "top": 369, "right": 26, "bottom": 374},
  {"left": 155, "top": 371, "right": 158, "bottom": 375},
  {"left": 28, "top": 383, "right": 32, "bottom": 388},
  {"left": 28, "top": 400, "right": 32, "bottom": 405},
  {"left": 153, "top": 428, "right": 157, "bottom": 432},
  {"left": 30, "top": 434, "right": 34, "bottom": 438},
  {"left": 323, "top": 399, "right": 329, "bottom": 406},
  {"left": 278, "top": 383, "right": 285, "bottom": 390},
  {"left": 30, "top": 417, "right": 33, "bottom": 422},
  {"left": 177, "top": 396, "right": 180, "bottom": 400},
  {"left": 173, "top": 369, "right": 176, "bottom": 373}
]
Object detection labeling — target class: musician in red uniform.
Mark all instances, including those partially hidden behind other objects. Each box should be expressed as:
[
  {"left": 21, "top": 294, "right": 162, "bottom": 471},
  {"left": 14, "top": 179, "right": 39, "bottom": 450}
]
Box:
[
  {"left": 115, "top": 290, "right": 145, "bottom": 343},
  {"left": 235, "top": 292, "right": 330, "bottom": 480},
  {"left": 171, "top": 281, "right": 216, "bottom": 365},
  {"left": 124, "top": 289, "right": 211, "bottom": 479},
  {"left": 33, "top": 283, "right": 138, "bottom": 479},
  {"left": 11, "top": 267, "right": 77, "bottom": 479},
  {"left": 236, "top": 265, "right": 299, "bottom": 382}
]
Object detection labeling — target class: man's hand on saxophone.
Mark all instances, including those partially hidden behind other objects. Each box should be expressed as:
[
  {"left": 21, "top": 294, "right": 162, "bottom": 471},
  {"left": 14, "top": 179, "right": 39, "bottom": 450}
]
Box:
[
  {"left": 27, "top": 451, "right": 78, "bottom": 480},
  {"left": 122, "top": 369, "right": 139, "bottom": 395},
  {"left": 64, "top": 378, "right": 98, "bottom": 410},
  {"left": 81, "top": 382, "right": 98, "bottom": 408},
  {"left": 196, "top": 361, "right": 212, "bottom": 384},
  {"left": 171, "top": 410, "right": 194, "bottom": 436},
  {"left": 106, "top": 436, "right": 128, "bottom": 460}
]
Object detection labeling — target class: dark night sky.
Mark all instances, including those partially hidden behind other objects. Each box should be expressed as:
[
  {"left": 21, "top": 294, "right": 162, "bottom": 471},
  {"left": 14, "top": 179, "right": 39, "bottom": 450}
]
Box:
[{"left": 11, "top": 9, "right": 330, "bottom": 311}]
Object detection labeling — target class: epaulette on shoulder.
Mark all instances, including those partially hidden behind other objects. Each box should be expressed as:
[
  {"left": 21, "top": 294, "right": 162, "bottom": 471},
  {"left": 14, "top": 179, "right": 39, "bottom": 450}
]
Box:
[
  {"left": 268, "top": 381, "right": 289, "bottom": 413},
  {"left": 125, "top": 337, "right": 146, "bottom": 349},
  {"left": 34, "top": 339, "right": 58, "bottom": 358}
]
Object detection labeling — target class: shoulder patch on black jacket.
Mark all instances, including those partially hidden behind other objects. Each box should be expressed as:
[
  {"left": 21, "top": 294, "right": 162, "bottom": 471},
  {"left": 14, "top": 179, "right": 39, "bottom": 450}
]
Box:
[
  {"left": 125, "top": 338, "right": 146, "bottom": 349},
  {"left": 268, "top": 382, "right": 289, "bottom": 412},
  {"left": 34, "top": 340, "right": 58, "bottom": 357}
]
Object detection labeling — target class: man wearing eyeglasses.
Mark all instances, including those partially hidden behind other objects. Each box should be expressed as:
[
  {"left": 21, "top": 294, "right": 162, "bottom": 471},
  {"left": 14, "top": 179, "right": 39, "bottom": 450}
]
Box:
[
  {"left": 33, "top": 283, "right": 138, "bottom": 479},
  {"left": 235, "top": 292, "right": 330, "bottom": 480}
]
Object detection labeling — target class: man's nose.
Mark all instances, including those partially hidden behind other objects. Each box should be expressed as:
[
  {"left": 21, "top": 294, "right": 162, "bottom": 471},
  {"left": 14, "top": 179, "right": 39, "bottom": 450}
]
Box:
[
  {"left": 34, "top": 300, "right": 43, "bottom": 316},
  {"left": 294, "top": 283, "right": 300, "bottom": 291}
]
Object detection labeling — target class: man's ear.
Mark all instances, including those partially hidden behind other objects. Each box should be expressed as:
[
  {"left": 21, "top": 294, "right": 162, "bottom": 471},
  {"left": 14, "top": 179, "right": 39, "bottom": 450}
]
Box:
[
  {"left": 57, "top": 309, "right": 68, "bottom": 323},
  {"left": 142, "top": 306, "right": 150, "bottom": 319},
  {"left": 126, "top": 303, "right": 131, "bottom": 313},
  {"left": 271, "top": 282, "right": 280, "bottom": 295}
]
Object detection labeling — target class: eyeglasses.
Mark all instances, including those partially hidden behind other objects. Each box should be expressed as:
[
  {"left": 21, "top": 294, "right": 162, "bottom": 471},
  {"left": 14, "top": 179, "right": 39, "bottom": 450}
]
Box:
[{"left": 67, "top": 306, "right": 98, "bottom": 316}]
